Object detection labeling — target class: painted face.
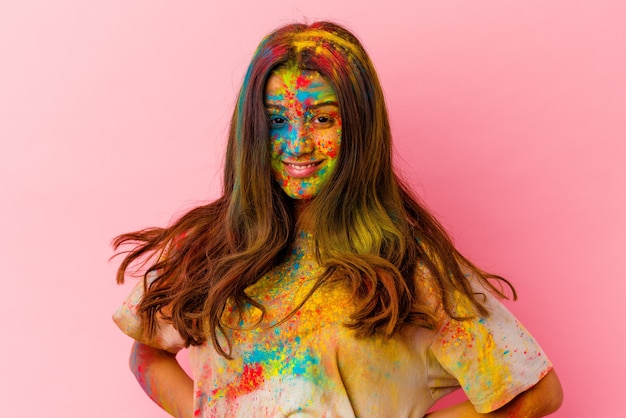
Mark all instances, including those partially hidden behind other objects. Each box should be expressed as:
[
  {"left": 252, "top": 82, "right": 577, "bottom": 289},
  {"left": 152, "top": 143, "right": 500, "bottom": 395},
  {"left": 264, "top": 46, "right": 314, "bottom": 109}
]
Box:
[{"left": 264, "top": 66, "right": 342, "bottom": 200}]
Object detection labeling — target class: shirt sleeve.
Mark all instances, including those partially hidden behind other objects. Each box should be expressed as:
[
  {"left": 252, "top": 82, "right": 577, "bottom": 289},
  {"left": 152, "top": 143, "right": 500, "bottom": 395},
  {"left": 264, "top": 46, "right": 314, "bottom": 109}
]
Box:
[
  {"left": 426, "top": 280, "right": 553, "bottom": 413},
  {"left": 113, "top": 271, "right": 186, "bottom": 354}
]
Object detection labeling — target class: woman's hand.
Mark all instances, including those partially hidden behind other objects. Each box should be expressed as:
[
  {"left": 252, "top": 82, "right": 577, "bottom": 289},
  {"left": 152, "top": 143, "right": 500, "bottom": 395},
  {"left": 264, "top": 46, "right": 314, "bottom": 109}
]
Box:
[
  {"left": 129, "top": 341, "right": 194, "bottom": 418},
  {"left": 424, "top": 369, "right": 563, "bottom": 418}
]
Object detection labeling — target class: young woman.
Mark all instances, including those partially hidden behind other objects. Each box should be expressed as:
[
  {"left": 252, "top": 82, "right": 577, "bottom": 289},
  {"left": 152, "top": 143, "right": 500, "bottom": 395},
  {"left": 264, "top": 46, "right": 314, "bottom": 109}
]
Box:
[{"left": 113, "top": 21, "right": 563, "bottom": 417}]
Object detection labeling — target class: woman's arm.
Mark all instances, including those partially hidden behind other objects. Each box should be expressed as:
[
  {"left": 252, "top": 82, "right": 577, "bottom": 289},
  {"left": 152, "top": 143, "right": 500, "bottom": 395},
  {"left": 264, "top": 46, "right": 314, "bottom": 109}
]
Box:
[
  {"left": 425, "top": 369, "right": 563, "bottom": 418},
  {"left": 129, "top": 341, "right": 194, "bottom": 418}
]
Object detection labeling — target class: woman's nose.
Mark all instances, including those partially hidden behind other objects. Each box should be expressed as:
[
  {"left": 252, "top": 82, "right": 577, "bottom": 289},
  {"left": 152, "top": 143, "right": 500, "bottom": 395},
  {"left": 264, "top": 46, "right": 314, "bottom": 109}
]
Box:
[{"left": 283, "top": 124, "right": 314, "bottom": 156}]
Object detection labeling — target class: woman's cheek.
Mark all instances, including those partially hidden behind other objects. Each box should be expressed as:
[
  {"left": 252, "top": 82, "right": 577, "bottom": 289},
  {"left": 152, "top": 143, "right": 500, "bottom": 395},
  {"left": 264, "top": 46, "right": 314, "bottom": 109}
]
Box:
[
  {"left": 315, "top": 132, "right": 341, "bottom": 158},
  {"left": 270, "top": 134, "right": 284, "bottom": 156}
]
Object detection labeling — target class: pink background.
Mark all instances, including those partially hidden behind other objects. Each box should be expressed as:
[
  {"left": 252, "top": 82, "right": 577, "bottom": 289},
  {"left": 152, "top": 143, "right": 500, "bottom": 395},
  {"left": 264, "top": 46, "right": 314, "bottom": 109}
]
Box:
[{"left": 1, "top": 1, "right": 624, "bottom": 416}]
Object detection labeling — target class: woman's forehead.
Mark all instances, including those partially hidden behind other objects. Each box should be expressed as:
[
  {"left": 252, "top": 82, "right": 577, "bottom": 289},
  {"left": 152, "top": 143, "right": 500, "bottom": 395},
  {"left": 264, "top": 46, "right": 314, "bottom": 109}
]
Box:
[{"left": 264, "top": 67, "right": 335, "bottom": 102}]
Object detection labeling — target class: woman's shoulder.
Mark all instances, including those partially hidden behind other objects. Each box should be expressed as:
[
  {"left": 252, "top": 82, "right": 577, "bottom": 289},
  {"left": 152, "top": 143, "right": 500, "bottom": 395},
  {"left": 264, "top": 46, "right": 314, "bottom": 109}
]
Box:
[
  {"left": 414, "top": 262, "right": 445, "bottom": 316},
  {"left": 414, "top": 261, "right": 510, "bottom": 325}
]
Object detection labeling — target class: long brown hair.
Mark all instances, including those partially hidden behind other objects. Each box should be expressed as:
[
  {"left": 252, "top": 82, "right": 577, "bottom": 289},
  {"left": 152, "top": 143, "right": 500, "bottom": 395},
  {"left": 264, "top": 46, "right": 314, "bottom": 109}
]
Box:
[{"left": 113, "top": 21, "right": 514, "bottom": 358}]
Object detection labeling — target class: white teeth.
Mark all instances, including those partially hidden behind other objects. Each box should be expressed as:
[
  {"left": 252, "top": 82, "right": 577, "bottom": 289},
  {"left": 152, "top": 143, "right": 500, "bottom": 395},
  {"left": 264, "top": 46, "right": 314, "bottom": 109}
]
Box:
[{"left": 288, "top": 163, "right": 316, "bottom": 170}]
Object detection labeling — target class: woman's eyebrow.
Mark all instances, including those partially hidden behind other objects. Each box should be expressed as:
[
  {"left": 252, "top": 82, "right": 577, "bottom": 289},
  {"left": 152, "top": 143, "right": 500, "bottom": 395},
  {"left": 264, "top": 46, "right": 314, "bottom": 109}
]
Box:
[
  {"left": 264, "top": 101, "right": 339, "bottom": 113},
  {"left": 264, "top": 104, "right": 286, "bottom": 112},
  {"left": 307, "top": 101, "right": 339, "bottom": 111}
]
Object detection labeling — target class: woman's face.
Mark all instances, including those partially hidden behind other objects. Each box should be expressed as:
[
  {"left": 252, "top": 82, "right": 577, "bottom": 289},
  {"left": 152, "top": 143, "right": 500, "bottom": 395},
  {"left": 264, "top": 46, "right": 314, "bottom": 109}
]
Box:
[{"left": 264, "top": 66, "right": 342, "bottom": 200}]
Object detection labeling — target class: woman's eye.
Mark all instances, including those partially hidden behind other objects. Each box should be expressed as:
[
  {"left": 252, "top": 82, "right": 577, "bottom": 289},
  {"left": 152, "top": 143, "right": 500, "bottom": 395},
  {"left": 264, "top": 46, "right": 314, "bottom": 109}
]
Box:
[
  {"left": 269, "top": 116, "right": 287, "bottom": 126},
  {"left": 313, "top": 115, "right": 334, "bottom": 126}
]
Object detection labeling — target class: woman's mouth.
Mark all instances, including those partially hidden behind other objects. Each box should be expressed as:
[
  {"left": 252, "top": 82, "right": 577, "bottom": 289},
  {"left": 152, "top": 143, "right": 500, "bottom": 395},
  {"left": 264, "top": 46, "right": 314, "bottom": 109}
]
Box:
[{"left": 283, "top": 160, "right": 323, "bottom": 178}]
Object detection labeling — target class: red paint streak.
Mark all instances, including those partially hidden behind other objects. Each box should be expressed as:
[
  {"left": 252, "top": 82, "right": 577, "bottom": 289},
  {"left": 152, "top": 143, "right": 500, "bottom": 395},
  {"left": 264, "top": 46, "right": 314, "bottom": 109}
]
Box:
[
  {"left": 224, "top": 363, "right": 265, "bottom": 399},
  {"left": 241, "top": 363, "right": 264, "bottom": 390},
  {"left": 208, "top": 363, "right": 266, "bottom": 404}
]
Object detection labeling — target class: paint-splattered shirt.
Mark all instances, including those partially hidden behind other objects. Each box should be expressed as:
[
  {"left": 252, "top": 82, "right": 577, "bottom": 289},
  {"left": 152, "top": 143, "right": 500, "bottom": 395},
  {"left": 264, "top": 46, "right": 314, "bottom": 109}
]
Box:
[{"left": 115, "top": 231, "right": 552, "bottom": 417}]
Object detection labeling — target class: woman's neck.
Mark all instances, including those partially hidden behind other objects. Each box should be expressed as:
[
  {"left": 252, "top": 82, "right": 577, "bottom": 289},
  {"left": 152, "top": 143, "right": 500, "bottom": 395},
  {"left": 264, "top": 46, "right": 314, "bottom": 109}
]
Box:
[{"left": 293, "top": 199, "right": 312, "bottom": 228}]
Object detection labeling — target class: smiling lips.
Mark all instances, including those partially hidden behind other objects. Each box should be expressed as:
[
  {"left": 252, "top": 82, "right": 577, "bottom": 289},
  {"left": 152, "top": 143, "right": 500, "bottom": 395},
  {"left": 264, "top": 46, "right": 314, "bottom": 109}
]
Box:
[{"left": 283, "top": 160, "right": 324, "bottom": 178}]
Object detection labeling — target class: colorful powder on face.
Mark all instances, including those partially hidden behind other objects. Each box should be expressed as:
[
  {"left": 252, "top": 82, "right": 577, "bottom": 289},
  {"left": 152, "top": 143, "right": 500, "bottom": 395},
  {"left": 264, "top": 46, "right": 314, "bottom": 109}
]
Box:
[{"left": 265, "top": 66, "right": 342, "bottom": 200}]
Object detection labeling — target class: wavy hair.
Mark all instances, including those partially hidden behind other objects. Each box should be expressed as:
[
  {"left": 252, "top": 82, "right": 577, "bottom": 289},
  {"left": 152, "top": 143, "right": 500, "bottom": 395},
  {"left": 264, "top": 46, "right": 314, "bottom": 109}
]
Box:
[{"left": 113, "top": 21, "right": 514, "bottom": 358}]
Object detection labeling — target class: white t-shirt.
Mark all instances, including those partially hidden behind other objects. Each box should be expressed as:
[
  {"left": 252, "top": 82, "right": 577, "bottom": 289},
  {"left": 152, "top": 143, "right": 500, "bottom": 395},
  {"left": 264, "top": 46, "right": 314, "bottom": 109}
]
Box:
[{"left": 114, "top": 231, "right": 552, "bottom": 417}]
